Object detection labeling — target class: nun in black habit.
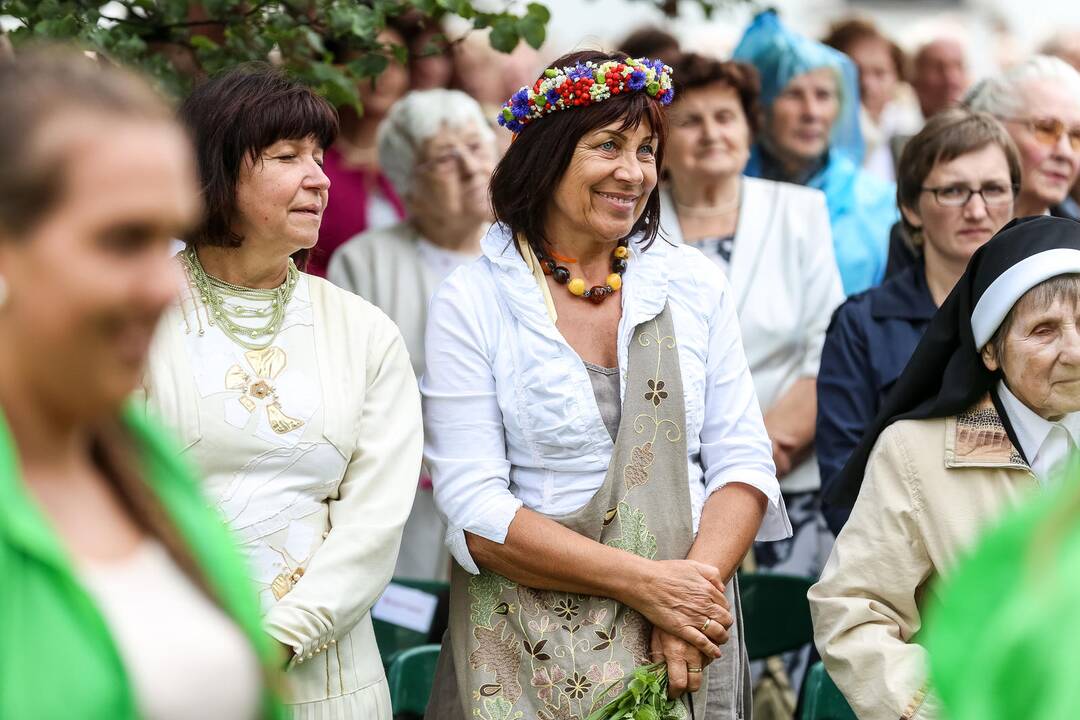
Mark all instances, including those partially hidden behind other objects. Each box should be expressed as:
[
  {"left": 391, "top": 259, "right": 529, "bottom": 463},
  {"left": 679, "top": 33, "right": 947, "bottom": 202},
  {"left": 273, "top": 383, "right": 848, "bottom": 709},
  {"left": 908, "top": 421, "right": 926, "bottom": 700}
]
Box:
[{"left": 807, "top": 216, "right": 1080, "bottom": 720}]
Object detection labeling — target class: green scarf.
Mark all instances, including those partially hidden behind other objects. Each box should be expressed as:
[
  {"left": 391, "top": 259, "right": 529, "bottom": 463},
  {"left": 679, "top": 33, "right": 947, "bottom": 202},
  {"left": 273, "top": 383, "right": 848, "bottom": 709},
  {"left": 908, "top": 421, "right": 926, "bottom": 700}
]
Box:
[{"left": 0, "top": 404, "right": 285, "bottom": 719}]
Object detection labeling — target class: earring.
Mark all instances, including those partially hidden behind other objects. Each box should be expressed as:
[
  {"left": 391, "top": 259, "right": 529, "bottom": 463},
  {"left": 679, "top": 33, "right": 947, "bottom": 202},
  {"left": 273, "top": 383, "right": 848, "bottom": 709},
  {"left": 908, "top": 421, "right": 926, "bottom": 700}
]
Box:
[{"left": 0, "top": 274, "right": 7, "bottom": 309}]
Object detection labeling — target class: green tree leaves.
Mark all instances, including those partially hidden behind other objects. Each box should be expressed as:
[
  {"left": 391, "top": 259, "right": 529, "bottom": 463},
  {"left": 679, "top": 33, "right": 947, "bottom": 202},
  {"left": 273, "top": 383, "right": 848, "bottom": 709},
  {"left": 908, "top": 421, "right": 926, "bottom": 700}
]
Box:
[{"left": 1, "top": 0, "right": 553, "bottom": 107}]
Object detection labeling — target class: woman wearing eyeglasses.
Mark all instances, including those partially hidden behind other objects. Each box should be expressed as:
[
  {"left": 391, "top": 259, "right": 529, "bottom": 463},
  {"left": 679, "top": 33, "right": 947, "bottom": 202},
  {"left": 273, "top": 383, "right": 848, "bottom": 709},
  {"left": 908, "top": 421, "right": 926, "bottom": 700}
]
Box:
[
  {"left": 817, "top": 108, "right": 1021, "bottom": 533},
  {"left": 965, "top": 55, "right": 1080, "bottom": 220}
]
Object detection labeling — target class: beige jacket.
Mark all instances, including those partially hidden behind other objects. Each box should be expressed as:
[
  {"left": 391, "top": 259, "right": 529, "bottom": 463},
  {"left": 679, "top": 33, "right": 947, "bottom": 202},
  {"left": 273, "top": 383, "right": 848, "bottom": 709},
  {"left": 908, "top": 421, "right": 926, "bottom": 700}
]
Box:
[
  {"left": 809, "top": 396, "right": 1038, "bottom": 720},
  {"left": 327, "top": 222, "right": 438, "bottom": 379}
]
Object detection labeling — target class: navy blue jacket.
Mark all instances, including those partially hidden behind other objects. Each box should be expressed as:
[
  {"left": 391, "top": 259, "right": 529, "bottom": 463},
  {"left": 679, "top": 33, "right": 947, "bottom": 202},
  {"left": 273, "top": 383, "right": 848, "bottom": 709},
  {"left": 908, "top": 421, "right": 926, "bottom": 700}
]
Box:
[{"left": 816, "top": 263, "right": 936, "bottom": 535}]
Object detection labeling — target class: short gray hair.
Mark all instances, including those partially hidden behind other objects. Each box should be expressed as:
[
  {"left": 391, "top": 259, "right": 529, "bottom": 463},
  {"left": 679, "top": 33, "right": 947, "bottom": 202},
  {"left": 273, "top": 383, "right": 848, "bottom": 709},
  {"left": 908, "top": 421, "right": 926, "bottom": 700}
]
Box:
[
  {"left": 376, "top": 89, "right": 496, "bottom": 199},
  {"left": 964, "top": 55, "right": 1080, "bottom": 119}
]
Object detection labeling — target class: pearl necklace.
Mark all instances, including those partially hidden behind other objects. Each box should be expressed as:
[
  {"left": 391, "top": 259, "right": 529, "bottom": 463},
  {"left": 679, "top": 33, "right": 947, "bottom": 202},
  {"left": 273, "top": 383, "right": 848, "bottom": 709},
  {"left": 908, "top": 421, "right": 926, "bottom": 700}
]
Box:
[{"left": 180, "top": 246, "right": 299, "bottom": 351}]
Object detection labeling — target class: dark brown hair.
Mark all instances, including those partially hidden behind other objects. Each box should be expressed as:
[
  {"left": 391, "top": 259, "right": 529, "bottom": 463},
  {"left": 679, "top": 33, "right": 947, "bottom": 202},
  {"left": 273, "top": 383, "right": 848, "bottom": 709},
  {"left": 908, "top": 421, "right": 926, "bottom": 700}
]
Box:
[
  {"left": 490, "top": 50, "right": 669, "bottom": 256},
  {"left": 0, "top": 45, "right": 172, "bottom": 237},
  {"left": 823, "top": 18, "right": 907, "bottom": 81},
  {"left": 670, "top": 53, "right": 762, "bottom": 135},
  {"left": 896, "top": 107, "right": 1021, "bottom": 236},
  {"left": 618, "top": 27, "right": 680, "bottom": 65},
  {"left": 179, "top": 63, "right": 339, "bottom": 248}
]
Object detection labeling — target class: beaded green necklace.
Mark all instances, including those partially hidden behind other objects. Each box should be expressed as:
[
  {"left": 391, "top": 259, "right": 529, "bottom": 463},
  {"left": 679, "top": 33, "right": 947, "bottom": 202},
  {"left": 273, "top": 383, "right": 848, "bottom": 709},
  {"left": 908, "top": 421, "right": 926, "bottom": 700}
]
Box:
[{"left": 180, "top": 246, "right": 299, "bottom": 351}]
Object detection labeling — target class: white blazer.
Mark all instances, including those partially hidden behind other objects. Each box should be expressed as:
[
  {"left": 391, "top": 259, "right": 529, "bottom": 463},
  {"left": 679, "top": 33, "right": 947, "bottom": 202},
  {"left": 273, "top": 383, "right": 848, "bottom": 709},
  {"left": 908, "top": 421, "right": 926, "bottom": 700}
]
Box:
[{"left": 660, "top": 177, "right": 845, "bottom": 493}]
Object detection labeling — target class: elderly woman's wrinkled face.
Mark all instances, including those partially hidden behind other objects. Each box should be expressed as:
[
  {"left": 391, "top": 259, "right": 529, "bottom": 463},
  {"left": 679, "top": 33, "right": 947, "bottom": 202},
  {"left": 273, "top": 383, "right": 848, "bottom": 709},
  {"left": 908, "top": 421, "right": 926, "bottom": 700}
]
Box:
[
  {"left": 1004, "top": 79, "right": 1080, "bottom": 212},
  {"left": 409, "top": 122, "right": 495, "bottom": 224},
  {"left": 233, "top": 135, "right": 329, "bottom": 255},
  {"left": 0, "top": 116, "right": 199, "bottom": 417},
  {"left": 548, "top": 119, "right": 658, "bottom": 244},
  {"left": 666, "top": 83, "right": 752, "bottom": 184},
  {"left": 902, "top": 143, "right": 1014, "bottom": 268},
  {"left": 982, "top": 288, "right": 1080, "bottom": 420},
  {"left": 768, "top": 67, "right": 839, "bottom": 166}
]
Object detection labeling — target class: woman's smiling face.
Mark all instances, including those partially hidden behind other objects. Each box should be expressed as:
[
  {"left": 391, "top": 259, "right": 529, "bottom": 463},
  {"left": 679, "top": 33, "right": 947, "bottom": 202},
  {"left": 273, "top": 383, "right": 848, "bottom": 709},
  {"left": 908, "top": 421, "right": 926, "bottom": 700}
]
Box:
[{"left": 546, "top": 119, "right": 659, "bottom": 244}]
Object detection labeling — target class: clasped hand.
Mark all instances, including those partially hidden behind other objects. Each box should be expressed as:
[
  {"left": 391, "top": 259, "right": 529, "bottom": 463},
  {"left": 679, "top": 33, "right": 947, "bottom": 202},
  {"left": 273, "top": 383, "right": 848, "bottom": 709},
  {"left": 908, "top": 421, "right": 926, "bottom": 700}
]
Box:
[{"left": 626, "top": 559, "right": 733, "bottom": 698}]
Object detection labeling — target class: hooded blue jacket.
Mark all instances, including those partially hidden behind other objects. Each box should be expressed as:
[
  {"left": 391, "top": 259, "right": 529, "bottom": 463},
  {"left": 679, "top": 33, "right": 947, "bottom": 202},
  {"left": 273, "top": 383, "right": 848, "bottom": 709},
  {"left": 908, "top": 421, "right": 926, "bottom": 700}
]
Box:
[{"left": 734, "top": 10, "right": 898, "bottom": 295}]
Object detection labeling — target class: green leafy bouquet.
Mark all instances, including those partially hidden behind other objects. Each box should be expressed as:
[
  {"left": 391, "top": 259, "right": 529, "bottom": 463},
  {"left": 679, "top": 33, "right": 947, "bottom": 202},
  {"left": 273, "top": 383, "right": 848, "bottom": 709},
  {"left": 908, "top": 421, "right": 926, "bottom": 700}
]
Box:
[{"left": 585, "top": 662, "right": 690, "bottom": 720}]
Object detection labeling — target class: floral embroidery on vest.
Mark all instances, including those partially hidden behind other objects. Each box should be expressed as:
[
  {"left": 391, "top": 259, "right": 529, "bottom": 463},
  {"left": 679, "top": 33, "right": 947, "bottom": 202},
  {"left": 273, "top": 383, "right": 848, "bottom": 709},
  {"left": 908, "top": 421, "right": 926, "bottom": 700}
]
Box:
[{"left": 455, "top": 310, "right": 692, "bottom": 720}]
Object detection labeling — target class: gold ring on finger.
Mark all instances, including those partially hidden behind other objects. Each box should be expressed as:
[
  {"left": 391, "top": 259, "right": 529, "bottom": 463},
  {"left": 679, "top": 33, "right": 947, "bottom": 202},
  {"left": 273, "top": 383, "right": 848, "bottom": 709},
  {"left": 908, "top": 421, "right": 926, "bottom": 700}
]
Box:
[
  {"left": 687, "top": 667, "right": 703, "bottom": 673},
  {"left": 701, "top": 617, "right": 712, "bottom": 633}
]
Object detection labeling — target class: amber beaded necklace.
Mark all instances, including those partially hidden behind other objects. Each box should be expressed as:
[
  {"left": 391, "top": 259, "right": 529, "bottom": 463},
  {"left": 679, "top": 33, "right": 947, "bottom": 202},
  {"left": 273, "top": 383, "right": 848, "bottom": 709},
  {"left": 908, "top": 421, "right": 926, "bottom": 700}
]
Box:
[{"left": 537, "top": 239, "right": 629, "bottom": 304}]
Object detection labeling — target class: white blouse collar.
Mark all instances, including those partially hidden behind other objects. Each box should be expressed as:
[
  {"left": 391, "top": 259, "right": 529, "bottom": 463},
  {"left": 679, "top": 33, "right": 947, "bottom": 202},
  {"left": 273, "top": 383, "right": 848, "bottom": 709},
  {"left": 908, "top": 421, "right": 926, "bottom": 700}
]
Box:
[
  {"left": 480, "top": 223, "right": 671, "bottom": 335},
  {"left": 997, "top": 379, "right": 1080, "bottom": 468}
]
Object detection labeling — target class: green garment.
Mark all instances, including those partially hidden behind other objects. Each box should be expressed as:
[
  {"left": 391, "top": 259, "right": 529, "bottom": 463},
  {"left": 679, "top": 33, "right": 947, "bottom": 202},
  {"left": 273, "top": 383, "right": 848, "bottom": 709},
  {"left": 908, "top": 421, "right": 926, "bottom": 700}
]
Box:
[
  {"left": 926, "top": 460, "right": 1080, "bottom": 720},
  {"left": 0, "top": 404, "right": 285, "bottom": 719}
]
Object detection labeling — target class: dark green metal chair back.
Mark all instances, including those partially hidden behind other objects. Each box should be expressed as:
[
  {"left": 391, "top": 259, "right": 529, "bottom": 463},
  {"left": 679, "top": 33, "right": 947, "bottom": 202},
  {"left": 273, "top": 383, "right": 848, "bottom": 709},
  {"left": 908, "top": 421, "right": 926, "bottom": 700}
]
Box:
[
  {"left": 387, "top": 644, "right": 441, "bottom": 717},
  {"left": 801, "top": 662, "right": 856, "bottom": 720},
  {"left": 738, "top": 572, "right": 815, "bottom": 660},
  {"left": 373, "top": 578, "right": 448, "bottom": 668}
]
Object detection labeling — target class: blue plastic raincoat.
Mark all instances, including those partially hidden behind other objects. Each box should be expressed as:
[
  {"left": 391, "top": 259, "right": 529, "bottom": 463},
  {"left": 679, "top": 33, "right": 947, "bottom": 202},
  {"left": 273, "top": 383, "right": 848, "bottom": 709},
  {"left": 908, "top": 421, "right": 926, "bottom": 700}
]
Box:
[{"left": 733, "top": 10, "right": 898, "bottom": 295}]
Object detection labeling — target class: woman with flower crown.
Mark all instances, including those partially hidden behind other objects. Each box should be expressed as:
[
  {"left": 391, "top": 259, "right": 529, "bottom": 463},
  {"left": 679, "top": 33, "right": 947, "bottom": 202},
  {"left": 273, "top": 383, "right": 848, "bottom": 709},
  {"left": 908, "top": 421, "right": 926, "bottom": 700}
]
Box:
[
  {"left": 422, "top": 50, "right": 790, "bottom": 720},
  {"left": 144, "top": 64, "right": 423, "bottom": 719}
]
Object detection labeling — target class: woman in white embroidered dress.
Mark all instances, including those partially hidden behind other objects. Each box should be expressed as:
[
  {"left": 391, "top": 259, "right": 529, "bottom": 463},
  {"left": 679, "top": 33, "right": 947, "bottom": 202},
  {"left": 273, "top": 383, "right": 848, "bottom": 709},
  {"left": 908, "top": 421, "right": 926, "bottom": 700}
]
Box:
[
  {"left": 145, "top": 65, "right": 423, "bottom": 719},
  {"left": 423, "top": 51, "right": 790, "bottom": 719}
]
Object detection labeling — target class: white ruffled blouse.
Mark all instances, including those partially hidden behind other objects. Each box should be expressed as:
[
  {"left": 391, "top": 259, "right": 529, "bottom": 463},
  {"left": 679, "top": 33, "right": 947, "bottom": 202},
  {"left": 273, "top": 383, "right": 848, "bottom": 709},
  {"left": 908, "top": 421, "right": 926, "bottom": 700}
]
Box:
[{"left": 421, "top": 224, "right": 791, "bottom": 575}]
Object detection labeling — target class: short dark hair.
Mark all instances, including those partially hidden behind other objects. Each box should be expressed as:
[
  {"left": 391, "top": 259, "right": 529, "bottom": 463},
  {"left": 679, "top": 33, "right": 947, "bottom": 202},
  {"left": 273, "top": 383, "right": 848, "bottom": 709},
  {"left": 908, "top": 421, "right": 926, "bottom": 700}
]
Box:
[
  {"left": 670, "top": 53, "right": 762, "bottom": 135},
  {"left": 618, "top": 27, "right": 680, "bottom": 64},
  {"left": 490, "top": 50, "right": 669, "bottom": 256},
  {"left": 823, "top": 18, "right": 906, "bottom": 81},
  {"left": 896, "top": 108, "right": 1021, "bottom": 236},
  {"left": 179, "top": 63, "right": 338, "bottom": 247}
]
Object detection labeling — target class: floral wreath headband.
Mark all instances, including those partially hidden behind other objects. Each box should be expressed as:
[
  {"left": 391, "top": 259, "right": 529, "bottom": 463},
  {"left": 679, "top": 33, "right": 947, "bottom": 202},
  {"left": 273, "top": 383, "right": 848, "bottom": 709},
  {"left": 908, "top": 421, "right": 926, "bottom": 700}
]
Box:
[{"left": 497, "top": 57, "right": 675, "bottom": 134}]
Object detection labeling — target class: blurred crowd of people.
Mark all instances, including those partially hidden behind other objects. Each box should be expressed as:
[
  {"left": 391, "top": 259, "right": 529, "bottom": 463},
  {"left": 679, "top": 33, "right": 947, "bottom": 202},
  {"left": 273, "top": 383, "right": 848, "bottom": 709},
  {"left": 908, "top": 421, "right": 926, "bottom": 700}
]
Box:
[{"left": 6, "top": 7, "right": 1080, "bottom": 720}]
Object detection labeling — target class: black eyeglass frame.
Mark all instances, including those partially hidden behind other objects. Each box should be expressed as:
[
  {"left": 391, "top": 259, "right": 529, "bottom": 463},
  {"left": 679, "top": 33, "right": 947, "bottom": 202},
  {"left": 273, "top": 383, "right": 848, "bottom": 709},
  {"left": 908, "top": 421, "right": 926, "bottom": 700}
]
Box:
[{"left": 918, "top": 183, "right": 1020, "bottom": 207}]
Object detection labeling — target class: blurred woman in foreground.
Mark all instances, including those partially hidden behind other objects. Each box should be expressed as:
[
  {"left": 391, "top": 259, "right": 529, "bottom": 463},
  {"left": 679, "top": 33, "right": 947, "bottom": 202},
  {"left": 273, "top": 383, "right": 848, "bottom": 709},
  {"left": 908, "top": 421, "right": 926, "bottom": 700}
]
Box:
[{"left": 0, "top": 46, "right": 282, "bottom": 719}]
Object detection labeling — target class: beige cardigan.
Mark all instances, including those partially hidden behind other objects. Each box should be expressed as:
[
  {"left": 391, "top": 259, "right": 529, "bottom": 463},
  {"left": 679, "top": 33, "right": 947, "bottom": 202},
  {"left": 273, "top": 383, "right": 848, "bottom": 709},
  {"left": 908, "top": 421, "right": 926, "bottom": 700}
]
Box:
[
  {"left": 809, "top": 396, "right": 1038, "bottom": 720},
  {"left": 146, "top": 274, "right": 423, "bottom": 711}
]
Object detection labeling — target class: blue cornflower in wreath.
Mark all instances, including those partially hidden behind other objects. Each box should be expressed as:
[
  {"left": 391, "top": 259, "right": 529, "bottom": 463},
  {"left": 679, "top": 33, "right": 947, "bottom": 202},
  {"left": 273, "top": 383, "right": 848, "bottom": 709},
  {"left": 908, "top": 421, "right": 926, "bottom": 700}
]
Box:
[
  {"left": 563, "top": 672, "right": 594, "bottom": 699},
  {"left": 553, "top": 597, "right": 580, "bottom": 620},
  {"left": 645, "top": 379, "right": 668, "bottom": 406}
]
